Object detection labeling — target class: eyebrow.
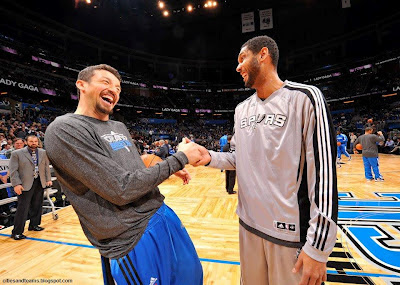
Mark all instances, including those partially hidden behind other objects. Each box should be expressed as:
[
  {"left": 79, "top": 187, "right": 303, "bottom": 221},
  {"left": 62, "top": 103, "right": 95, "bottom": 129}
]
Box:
[{"left": 100, "top": 76, "right": 121, "bottom": 89}]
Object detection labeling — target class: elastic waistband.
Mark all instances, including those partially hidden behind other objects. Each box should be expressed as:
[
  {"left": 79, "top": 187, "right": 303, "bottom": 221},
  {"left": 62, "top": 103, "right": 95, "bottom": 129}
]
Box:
[{"left": 240, "top": 219, "right": 304, "bottom": 249}]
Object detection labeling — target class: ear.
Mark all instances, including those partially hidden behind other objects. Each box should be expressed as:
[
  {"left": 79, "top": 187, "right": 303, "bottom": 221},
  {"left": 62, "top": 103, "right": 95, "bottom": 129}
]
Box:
[
  {"left": 76, "top": 80, "right": 86, "bottom": 95},
  {"left": 258, "top": 47, "right": 269, "bottom": 63}
]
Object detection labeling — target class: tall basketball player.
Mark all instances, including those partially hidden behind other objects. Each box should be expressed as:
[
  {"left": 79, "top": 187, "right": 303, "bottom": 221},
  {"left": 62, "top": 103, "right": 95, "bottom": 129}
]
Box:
[{"left": 193, "top": 36, "right": 338, "bottom": 285}]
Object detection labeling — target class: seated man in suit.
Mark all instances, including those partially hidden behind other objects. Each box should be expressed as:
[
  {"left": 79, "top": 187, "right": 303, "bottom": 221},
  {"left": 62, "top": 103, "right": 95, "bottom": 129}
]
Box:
[
  {"left": 9, "top": 135, "right": 52, "bottom": 240},
  {"left": 155, "top": 140, "right": 169, "bottom": 160}
]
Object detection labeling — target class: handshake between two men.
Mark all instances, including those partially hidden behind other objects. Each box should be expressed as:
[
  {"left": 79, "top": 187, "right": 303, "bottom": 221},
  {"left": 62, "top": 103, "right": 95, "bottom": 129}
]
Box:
[
  {"left": 177, "top": 138, "right": 211, "bottom": 167},
  {"left": 172, "top": 138, "right": 212, "bottom": 185}
]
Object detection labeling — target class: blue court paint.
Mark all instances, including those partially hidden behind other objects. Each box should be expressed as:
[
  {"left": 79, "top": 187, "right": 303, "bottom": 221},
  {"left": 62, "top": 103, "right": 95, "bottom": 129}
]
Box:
[
  {"left": 0, "top": 233, "right": 95, "bottom": 248},
  {"left": 339, "top": 211, "right": 400, "bottom": 221},
  {"left": 339, "top": 200, "right": 400, "bottom": 207},
  {"left": 346, "top": 226, "right": 400, "bottom": 271},
  {"left": 1, "top": 233, "right": 400, "bottom": 278},
  {"left": 199, "top": 258, "right": 240, "bottom": 265}
]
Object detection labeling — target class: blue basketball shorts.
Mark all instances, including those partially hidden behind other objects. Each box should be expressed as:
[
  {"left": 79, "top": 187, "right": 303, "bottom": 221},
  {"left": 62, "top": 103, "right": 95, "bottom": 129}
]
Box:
[{"left": 101, "top": 203, "right": 203, "bottom": 285}]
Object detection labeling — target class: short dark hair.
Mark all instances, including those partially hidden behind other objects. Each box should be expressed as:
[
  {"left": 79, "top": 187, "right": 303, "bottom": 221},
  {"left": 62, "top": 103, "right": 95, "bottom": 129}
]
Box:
[
  {"left": 77, "top": 64, "right": 122, "bottom": 97},
  {"left": 365, "top": 127, "right": 373, "bottom": 132},
  {"left": 242, "top": 36, "right": 279, "bottom": 68},
  {"left": 26, "top": 135, "right": 38, "bottom": 141},
  {"left": 227, "top": 135, "right": 233, "bottom": 141},
  {"left": 13, "top": 138, "right": 24, "bottom": 144}
]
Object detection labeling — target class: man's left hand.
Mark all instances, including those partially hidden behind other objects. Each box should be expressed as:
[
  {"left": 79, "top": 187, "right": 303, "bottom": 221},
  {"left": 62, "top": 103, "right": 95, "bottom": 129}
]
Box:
[
  {"left": 174, "top": 169, "right": 191, "bottom": 185},
  {"left": 46, "top": 181, "right": 53, "bottom": 187},
  {"left": 292, "top": 250, "right": 327, "bottom": 285}
]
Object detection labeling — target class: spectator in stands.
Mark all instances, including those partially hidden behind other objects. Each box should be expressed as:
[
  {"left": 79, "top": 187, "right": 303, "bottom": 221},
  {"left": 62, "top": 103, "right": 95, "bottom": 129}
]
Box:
[
  {"left": 45, "top": 64, "right": 203, "bottom": 284},
  {"left": 390, "top": 137, "right": 400, "bottom": 154},
  {"left": 9, "top": 135, "right": 52, "bottom": 240},
  {"left": 13, "top": 138, "right": 25, "bottom": 151},
  {"left": 353, "top": 128, "right": 385, "bottom": 181},
  {"left": 349, "top": 132, "right": 357, "bottom": 154},
  {"left": 223, "top": 135, "right": 236, "bottom": 194},
  {"left": 384, "top": 138, "right": 395, "bottom": 153},
  {"left": 15, "top": 126, "right": 27, "bottom": 139},
  {"left": 0, "top": 143, "right": 11, "bottom": 158},
  {"left": 0, "top": 133, "right": 6, "bottom": 145}
]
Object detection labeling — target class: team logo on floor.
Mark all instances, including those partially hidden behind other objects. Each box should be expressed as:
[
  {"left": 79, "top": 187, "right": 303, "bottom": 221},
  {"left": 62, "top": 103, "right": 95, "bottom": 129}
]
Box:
[{"left": 334, "top": 192, "right": 400, "bottom": 284}]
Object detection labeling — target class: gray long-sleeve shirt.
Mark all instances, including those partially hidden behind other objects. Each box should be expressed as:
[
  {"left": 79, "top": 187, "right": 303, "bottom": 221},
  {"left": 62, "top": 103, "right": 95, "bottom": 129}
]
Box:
[
  {"left": 353, "top": 134, "right": 384, "bottom": 157},
  {"left": 44, "top": 113, "right": 188, "bottom": 259}
]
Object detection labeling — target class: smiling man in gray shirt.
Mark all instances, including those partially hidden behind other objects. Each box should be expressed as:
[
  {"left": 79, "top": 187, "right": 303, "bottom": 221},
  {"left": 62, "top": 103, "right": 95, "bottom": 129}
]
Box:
[{"left": 45, "top": 64, "right": 204, "bottom": 285}]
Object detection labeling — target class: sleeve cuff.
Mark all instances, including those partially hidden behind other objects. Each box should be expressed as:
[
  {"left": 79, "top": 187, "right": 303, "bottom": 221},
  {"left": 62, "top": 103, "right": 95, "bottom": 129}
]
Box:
[
  {"left": 172, "top": 151, "right": 189, "bottom": 169},
  {"left": 207, "top": 151, "right": 219, "bottom": 168},
  {"left": 302, "top": 242, "right": 330, "bottom": 263}
]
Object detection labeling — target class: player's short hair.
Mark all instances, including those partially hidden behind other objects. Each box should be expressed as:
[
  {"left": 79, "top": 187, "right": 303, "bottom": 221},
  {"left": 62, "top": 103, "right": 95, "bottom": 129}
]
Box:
[
  {"left": 227, "top": 135, "right": 233, "bottom": 141},
  {"left": 242, "top": 36, "right": 279, "bottom": 68},
  {"left": 365, "top": 127, "right": 373, "bottom": 132},
  {"left": 77, "top": 64, "right": 121, "bottom": 98}
]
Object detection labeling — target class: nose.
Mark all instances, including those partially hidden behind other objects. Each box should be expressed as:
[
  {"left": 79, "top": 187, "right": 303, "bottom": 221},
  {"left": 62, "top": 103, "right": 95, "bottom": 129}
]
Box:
[
  {"left": 109, "top": 86, "right": 120, "bottom": 96},
  {"left": 236, "top": 63, "right": 242, "bottom": 73}
]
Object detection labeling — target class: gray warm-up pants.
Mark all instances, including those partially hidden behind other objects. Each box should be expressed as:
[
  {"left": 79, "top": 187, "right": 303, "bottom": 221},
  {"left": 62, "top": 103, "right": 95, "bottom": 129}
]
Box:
[{"left": 239, "top": 224, "right": 303, "bottom": 285}]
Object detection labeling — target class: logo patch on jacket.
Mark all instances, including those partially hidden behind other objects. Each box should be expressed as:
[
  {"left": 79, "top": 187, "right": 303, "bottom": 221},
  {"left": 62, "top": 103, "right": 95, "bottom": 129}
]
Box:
[
  {"left": 274, "top": 221, "right": 296, "bottom": 232},
  {"left": 101, "top": 131, "right": 132, "bottom": 152},
  {"left": 240, "top": 114, "right": 287, "bottom": 129}
]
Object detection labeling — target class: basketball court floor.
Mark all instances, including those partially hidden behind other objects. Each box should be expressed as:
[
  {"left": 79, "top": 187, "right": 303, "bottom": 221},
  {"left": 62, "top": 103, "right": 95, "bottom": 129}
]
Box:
[{"left": 0, "top": 153, "right": 399, "bottom": 284}]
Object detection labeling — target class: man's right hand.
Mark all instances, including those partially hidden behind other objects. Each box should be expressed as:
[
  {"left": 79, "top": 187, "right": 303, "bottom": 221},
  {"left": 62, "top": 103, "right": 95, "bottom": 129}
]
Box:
[
  {"left": 177, "top": 138, "right": 203, "bottom": 165},
  {"left": 14, "top": 185, "right": 24, "bottom": 195}
]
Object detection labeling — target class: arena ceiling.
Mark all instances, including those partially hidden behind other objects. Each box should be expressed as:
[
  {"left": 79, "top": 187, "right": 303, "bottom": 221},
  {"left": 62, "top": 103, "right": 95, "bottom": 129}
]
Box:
[{"left": 3, "top": 0, "right": 400, "bottom": 62}]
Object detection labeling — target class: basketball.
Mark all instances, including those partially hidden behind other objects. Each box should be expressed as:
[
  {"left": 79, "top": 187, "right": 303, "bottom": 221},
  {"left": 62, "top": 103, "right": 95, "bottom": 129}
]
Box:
[
  {"left": 337, "top": 142, "right": 341, "bottom": 146},
  {"left": 367, "top": 119, "right": 373, "bottom": 123},
  {"left": 141, "top": 154, "right": 163, "bottom": 167},
  {"left": 356, "top": 144, "right": 363, "bottom": 150}
]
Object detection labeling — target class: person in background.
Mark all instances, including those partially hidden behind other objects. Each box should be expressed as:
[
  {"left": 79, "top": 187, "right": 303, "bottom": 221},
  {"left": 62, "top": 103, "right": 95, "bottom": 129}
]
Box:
[
  {"left": 9, "top": 135, "right": 52, "bottom": 240},
  {"left": 353, "top": 127, "right": 385, "bottom": 182},
  {"left": 222, "top": 135, "right": 236, "bottom": 195},
  {"left": 337, "top": 130, "right": 351, "bottom": 161}
]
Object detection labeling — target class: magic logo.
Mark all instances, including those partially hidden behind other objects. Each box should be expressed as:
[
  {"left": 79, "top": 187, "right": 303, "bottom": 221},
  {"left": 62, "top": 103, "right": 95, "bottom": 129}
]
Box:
[{"left": 101, "top": 131, "right": 132, "bottom": 152}]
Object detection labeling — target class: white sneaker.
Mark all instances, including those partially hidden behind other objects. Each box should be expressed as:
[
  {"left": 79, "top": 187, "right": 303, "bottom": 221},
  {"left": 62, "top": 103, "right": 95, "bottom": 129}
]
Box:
[
  {"left": 366, "top": 178, "right": 374, "bottom": 182},
  {"left": 375, "top": 178, "right": 384, "bottom": 182},
  {"left": 348, "top": 156, "right": 352, "bottom": 161}
]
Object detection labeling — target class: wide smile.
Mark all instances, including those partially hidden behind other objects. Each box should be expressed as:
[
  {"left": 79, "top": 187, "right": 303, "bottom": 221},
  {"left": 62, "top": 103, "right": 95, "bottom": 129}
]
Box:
[{"left": 101, "top": 95, "right": 114, "bottom": 106}]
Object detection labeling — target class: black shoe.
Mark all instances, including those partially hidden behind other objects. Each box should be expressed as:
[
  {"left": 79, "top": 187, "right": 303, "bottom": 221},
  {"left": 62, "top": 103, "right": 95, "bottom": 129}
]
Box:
[
  {"left": 228, "top": 191, "right": 237, "bottom": 195},
  {"left": 0, "top": 212, "right": 9, "bottom": 218},
  {"left": 11, "top": 234, "right": 26, "bottom": 240},
  {"left": 28, "top": 226, "right": 44, "bottom": 231}
]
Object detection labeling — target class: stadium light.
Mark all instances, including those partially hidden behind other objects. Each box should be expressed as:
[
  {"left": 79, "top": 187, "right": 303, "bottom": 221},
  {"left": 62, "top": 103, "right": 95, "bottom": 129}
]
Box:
[
  {"left": 204, "top": 1, "right": 217, "bottom": 8},
  {"left": 343, "top": 100, "right": 354, "bottom": 104},
  {"left": 86, "top": 0, "right": 91, "bottom": 4},
  {"left": 0, "top": 92, "right": 7, "bottom": 95},
  {"left": 187, "top": 4, "right": 193, "bottom": 12},
  {"left": 163, "top": 10, "right": 169, "bottom": 16},
  {"left": 382, "top": 93, "right": 397, "bottom": 97},
  {"left": 158, "top": 1, "right": 165, "bottom": 9}
]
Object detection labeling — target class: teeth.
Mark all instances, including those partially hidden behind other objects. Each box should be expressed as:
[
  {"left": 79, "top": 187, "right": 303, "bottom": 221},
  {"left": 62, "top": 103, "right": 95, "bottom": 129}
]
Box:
[{"left": 102, "top": 96, "right": 113, "bottom": 103}]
